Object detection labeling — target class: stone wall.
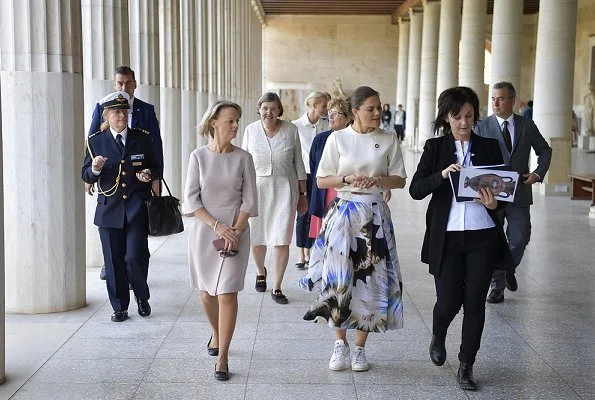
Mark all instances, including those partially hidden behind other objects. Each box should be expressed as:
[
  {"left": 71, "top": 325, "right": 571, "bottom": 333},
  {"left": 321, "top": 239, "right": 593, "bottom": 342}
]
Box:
[{"left": 263, "top": 15, "right": 398, "bottom": 121}]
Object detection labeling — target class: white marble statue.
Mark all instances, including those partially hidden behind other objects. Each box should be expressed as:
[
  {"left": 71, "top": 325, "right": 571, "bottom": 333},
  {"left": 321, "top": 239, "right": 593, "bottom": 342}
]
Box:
[{"left": 583, "top": 84, "right": 595, "bottom": 136}]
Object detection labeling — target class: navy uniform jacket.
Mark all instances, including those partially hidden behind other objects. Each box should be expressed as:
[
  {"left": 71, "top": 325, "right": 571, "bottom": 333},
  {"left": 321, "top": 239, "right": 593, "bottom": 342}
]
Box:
[
  {"left": 409, "top": 133, "right": 514, "bottom": 276},
  {"left": 82, "top": 128, "right": 159, "bottom": 229},
  {"left": 89, "top": 97, "right": 164, "bottom": 173},
  {"left": 308, "top": 129, "right": 333, "bottom": 218}
]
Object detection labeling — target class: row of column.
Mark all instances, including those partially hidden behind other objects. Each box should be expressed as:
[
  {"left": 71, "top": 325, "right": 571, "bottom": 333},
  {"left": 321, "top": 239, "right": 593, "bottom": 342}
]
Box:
[
  {"left": 0, "top": 0, "right": 263, "bottom": 309},
  {"left": 395, "top": 0, "right": 577, "bottom": 195},
  {"left": 82, "top": 0, "right": 263, "bottom": 267}
]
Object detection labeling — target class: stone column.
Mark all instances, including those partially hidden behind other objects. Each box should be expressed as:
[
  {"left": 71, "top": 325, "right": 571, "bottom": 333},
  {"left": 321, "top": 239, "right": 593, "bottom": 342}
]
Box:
[
  {"left": 82, "top": 0, "right": 130, "bottom": 267},
  {"left": 418, "top": 1, "right": 441, "bottom": 147},
  {"left": 489, "top": 0, "right": 523, "bottom": 113},
  {"left": 159, "top": 0, "right": 182, "bottom": 196},
  {"left": 196, "top": 0, "right": 209, "bottom": 147},
  {"left": 396, "top": 18, "right": 410, "bottom": 107},
  {"left": 0, "top": 79, "right": 5, "bottom": 383},
  {"left": 436, "top": 0, "right": 461, "bottom": 95},
  {"left": 406, "top": 8, "right": 423, "bottom": 150},
  {"left": 129, "top": 0, "right": 160, "bottom": 113},
  {"left": 180, "top": 0, "right": 198, "bottom": 192},
  {"left": 459, "top": 0, "right": 487, "bottom": 113},
  {"left": 1, "top": 0, "right": 86, "bottom": 313},
  {"left": 207, "top": 0, "right": 218, "bottom": 104},
  {"left": 533, "top": 0, "right": 577, "bottom": 197}
]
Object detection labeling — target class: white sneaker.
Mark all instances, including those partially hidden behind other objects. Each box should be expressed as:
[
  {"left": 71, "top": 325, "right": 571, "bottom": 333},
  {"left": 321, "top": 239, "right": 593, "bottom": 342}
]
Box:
[
  {"left": 351, "top": 346, "right": 370, "bottom": 371},
  {"left": 328, "top": 339, "right": 350, "bottom": 371}
]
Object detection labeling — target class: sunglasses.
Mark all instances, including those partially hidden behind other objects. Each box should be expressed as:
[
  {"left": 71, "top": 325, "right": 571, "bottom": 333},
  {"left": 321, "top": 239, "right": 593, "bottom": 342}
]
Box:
[{"left": 219, "top": 249, "right": 239, "bottom": 258}]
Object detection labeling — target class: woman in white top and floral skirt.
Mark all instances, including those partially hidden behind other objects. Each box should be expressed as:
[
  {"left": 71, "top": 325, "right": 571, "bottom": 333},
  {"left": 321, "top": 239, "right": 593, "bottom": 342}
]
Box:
[{"left": 299, "top": 86, "right": 407, "bottom": 372}]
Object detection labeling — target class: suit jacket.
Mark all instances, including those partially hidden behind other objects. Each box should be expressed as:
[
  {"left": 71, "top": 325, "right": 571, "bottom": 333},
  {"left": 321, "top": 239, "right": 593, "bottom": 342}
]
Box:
[
  {"left": 474, "top": 114, "right": 552, "bottom": 206},
  {"left": 308, "top": 129, "right": 333, "bottom": 218},
  {"left": 89, "top": 97, "right": 164, "bottom": 173},
  {"left": 409, "top": 133, "right": 514, "bottom": 277},
  {"left": 82, "top": 128, "right": 159, "bottom": 229}
]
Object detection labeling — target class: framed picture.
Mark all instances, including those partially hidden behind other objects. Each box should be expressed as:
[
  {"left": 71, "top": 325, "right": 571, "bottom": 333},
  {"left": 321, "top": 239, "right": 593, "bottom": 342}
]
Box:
[{"left": 450, "top": 166, "right": 519, "bottom": 203}]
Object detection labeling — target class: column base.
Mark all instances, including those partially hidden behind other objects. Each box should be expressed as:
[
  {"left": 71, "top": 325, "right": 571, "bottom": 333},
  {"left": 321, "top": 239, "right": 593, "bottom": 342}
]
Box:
[
  {"left": 590, "top": 206, "right": 595, "bottom": 219},
  {"left": 577, "top": 135, "right": 595, "bottom": 151},
  {"left": 539, "top": 182, "right": 571, "bottom": 196}
]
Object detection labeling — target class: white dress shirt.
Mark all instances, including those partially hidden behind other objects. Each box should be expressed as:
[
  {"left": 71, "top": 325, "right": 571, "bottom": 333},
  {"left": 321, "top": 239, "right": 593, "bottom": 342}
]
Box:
[
  {"left": 292, "top": 113, "right": 329, "bottom": 174},
  {"left": 446, "top": 140, "right": 496, "bottom": 231}
]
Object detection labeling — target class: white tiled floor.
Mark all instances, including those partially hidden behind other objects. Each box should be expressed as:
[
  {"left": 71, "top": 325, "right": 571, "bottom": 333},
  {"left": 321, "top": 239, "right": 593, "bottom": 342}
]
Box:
[{"left": 3, "top": 148, "right": 595, "bottom": 400}]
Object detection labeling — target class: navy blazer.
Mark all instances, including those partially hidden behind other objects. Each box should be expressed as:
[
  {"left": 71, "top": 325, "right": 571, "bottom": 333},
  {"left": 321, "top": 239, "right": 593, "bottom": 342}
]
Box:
[
  {"left": 474, "top": 114, "right": 551, "bottom": 206},
  {"left": 308, "top": 129, "right": 333, "bottom": 218},
  {"left": 409, "top": 133, "right": 514, "bottom": 277},
  {"left": 82, "top": 128, "right": 159, "bottom": 229},
  {"left": 89, "top": 97, "right": 164, "bottom": 173}
]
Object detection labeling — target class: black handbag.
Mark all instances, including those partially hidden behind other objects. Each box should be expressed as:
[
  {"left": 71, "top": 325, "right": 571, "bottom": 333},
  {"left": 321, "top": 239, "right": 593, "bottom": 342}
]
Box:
[{"left": 146, "top": 178, "right": 184, "bottom": 236}]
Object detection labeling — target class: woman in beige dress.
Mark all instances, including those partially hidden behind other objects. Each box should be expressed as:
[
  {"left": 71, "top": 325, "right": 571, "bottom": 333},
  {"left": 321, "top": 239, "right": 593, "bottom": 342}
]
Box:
[
  {"left": 242, "top": 92, "right": 308, "bottom": 304},
  {"left": 183, "top": 100, "right": 258, "bottom": 381}
]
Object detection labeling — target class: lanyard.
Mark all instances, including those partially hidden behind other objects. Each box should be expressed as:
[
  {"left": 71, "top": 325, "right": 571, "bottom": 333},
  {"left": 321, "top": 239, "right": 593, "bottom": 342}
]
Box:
[{"left": 460, "top": 140, "right": 472, "bottom": 167}]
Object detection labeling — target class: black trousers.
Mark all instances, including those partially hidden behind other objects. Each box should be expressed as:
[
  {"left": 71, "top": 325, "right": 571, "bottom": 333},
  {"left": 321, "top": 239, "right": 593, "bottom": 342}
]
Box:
[
  {"left": 433, "top": 228, "right": 498, "bottom": 365},
  {"left": 394, "top": 125, "right": 405, "bottom": 141},
  {"left": 296, "top": 174, "right": 314, "bottom": 249},
  {"left": 99, "top": 221, "right": 151, "bottom": 312}
]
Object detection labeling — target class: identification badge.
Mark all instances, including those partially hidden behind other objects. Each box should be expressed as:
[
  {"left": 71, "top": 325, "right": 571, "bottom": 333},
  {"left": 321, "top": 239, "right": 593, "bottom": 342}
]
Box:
[
  {"left": 131, "top": 154, "right": 145, "bottom": 160},
  {"left": 132, "top": 161, "right": 142, "bottom": 166}
]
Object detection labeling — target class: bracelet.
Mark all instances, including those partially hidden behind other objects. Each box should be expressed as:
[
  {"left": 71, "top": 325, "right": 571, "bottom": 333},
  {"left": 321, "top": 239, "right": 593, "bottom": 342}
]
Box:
[
  {"left": 299, "top": 191, "right": 307, "bottom": 196},
  {"left": 212, "top": 220, "right": 219, "bottom": 232}
]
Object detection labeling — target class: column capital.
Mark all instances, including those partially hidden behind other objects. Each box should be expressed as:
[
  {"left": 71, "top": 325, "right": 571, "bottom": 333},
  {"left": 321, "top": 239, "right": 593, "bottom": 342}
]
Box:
[
  {"left": 398, "top": 16, "right": 410, "bottom": 25},
  {"left": 408, "top": 7, "right": 423, "bottom": 18},
  {"left": 423, "top": 0, "right": 441, "bottom": 6}
]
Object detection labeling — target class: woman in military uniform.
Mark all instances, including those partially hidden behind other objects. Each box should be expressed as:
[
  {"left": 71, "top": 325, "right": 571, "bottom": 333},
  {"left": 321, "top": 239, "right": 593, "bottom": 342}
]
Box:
[{"left": 82, "top": 91, "right": 160, "bottom": 322}]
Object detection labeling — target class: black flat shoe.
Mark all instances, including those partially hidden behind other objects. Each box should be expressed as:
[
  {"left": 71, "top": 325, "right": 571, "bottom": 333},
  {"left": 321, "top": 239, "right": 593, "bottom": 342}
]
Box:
[
  {"left": 214, "top": 363, "right": 229, "bottom": 381},
  {"left": 207, "top": 335, "right": 219, "bottom": 357},
  {"left": 295, "top": 262, "right": 306, "bottom": 269},
  {"left": 136, "top": 297, "right": 151, "bottom": 317},
  {"left": 505, "top": 271, "right": 518, "bottom": 292},
  {"left": 429, "top": 335, "right": 446, "bottom": 366},
  {"left": 255, "top": 267, "right": 267, "bottom": 292},
  {"left": 111, "top": 310, "right": 128, "bottom": 322},
  {"left": 271, "top": 289, "right": 288, "bottom": 304},
  {"left": 486, "top": 289, "right": 504, "bottom": 304},
  {"left": 457, "top": 362, "right": 477, "bottom": 391}
]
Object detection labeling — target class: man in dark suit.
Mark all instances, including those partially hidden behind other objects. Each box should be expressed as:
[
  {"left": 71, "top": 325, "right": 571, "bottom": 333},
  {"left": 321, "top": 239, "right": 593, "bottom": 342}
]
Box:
[
  {"left": 82, "top": 92, "right": 160, "bottom": 322},
  {"left": 475, "top": 81, "right": 552, "bottom": 303},
  {"left": 87, "top": 66, "right": 163, "bottom": 280}
]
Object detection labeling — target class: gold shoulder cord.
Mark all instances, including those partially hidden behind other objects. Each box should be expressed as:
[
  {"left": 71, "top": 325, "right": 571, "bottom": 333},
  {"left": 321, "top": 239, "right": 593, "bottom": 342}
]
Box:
[{"left": 85, "top": 139, "right": 123, "bottom": 197}]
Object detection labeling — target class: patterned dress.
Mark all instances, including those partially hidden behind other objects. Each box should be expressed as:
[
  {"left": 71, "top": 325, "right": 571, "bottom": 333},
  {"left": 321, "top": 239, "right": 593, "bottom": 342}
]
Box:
[
  {"left": 299, "top": 193, "right": 403, "bottom": 332},
  {"left": 298, "top": 126, "right": 406, "bottom": 332}
]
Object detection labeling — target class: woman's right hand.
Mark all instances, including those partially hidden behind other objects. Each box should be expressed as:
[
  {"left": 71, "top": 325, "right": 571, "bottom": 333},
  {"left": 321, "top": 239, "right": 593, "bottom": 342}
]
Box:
[
  {"left": 92, "top": 156, "right": 108, "bottom": 171},
  {"left": 441, "top": 164, "right": 462, "bottom": 179},
  {"left": 215, "top": 222, "right": 239, "bottom": 250}
]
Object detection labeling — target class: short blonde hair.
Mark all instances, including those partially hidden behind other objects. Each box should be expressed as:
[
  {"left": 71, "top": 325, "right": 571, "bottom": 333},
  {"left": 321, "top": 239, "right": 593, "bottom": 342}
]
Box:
[
  {"left": 304, "top": 91, "right": 330, "bottom": 108},
  {"left": 328, "top": 97, "right": 353, "bottom": 122},
  {"left": 198, "top": 100, "right": 243, "bottom": 138}
]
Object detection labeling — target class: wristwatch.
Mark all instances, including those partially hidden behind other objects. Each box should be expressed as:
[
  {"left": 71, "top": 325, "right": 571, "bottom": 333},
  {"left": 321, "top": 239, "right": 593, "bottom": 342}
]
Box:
[
  {"left": 341, "top": 175, "right": 349, "bottom": 186},
  {"left": 299, "top": 191, "right": 307, "bottom": 196}
]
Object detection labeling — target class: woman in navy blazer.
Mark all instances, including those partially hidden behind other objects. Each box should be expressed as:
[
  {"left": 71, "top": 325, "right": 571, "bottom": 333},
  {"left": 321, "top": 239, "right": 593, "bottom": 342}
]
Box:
[
  {"left": 308, "top": 97, "right": 353, "bottom": 238},
  {"left": 409, "top": 87, "right": 513, "bottom": 391}
]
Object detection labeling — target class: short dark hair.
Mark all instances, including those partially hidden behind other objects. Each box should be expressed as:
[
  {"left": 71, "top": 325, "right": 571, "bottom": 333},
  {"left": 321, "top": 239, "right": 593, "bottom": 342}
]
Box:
[
  {"left": 527, "top": 100, "right": 534, "bottom": 107},
  {"left": 348, "top": 86, "right": 379, "bottom": 110},
  {"left": 493, "top": 81, "right": 516, "bottom": 98},
  {"left": 115, "top": 66, "right": 136, "bottom": 81},
  {"left": 433, "top": 86, "right": 480, "bottom": 136},
  {"left": 257, "top": 92, "right": 284, "bottom": 117}
]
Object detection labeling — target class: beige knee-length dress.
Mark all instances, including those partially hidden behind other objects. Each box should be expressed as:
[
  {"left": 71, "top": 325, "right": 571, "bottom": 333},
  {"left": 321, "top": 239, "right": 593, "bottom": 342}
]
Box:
[{"left": 182, "top": 146, "right": 258, "bottom": 295}]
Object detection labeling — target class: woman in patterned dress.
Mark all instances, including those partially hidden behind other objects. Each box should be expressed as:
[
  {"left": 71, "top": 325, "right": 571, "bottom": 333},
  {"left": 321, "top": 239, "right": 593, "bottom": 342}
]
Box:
[
  {"left": 299, "top": 86, "right": 407, "bottom": 372},
  {"left": 242, "top": 92, "right": 308, "bottom": 304}
]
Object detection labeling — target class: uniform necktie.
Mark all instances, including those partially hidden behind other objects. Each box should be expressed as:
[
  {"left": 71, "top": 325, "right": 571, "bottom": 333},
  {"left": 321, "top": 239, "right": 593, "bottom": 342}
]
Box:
[
  {"left": 116, "top": 134, "right": 125, "bottom": 155},
  {"left": 502, "top": 120, "right": 512, "bottom": 152}
]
